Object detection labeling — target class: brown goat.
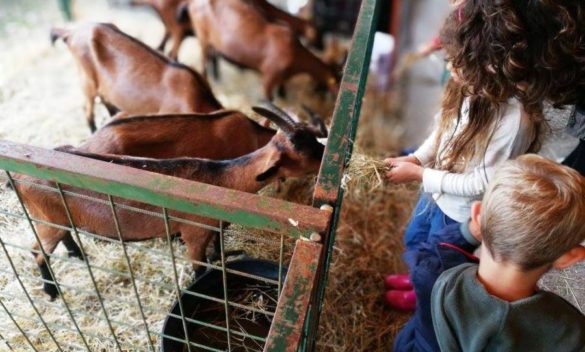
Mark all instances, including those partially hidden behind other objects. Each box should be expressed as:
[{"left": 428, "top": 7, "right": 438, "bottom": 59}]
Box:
[
  {"left": 252, "top": 0, "right": 323, "bottom": 49},
  {"left": 187, "top": 0, "right": 339, "bottom": 100},
  {"left": 51, "top": 22, "right": 221, "bottom": 132},
  {"left": 130, "top": 0, "right": 193, "bottom": 59},
  {"left": 12, "top": 104, "right": 326, "bottom": 299},
  {"left": 80, "top": 110, "right": 276, "bottom": 159}
]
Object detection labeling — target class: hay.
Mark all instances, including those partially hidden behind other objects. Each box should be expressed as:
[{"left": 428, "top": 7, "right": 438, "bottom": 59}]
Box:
[
  {"left": 304, "top": 141, "right": 419, "bottom": 350},
  {"left": 343, "top": 153, "right": 388, "bottom": 191}
]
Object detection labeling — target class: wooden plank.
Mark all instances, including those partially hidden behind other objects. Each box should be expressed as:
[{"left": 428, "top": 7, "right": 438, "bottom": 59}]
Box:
[
  {"left": 0, "top": 140, "right": 330, "bottom": 237},
  {"left": 264, "top": 240, "right": 321, "bottom": 352}
]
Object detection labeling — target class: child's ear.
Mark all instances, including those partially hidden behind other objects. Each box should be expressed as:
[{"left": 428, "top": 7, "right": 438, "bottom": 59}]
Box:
[
  {"left": 469, "top": 201, "right": 482, "bottom": 241},
  {"left": 552, "top": 246, "right": 585, "bottom": 270}
]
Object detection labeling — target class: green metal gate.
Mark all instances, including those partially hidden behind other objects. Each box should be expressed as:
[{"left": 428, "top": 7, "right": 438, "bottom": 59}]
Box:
[{"left": 0, "top": 1, "right": 379, "bottom": 350}]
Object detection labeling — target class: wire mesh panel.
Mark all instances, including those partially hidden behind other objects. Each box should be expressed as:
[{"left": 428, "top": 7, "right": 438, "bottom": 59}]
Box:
[{"left": 0, "top": 141, "right": 329, "bottom": 351}]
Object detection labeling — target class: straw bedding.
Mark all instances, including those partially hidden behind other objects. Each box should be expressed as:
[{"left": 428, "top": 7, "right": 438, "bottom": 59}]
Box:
[{"left": 0, "top": 1, "right": 418, "bottom": 351}]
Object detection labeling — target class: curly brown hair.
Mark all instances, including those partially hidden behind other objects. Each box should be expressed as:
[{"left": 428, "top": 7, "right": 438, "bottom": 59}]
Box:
[
  {"left": 441, "top": 0, "right": 585, "bottom": 110},
  {"left": 429, "top": 0, "right": 585, "bottom": 171}
]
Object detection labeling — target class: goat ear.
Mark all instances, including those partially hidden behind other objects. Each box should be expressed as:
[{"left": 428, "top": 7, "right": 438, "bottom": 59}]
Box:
[
  {"left": 256, "top": 165, "right": 281, "bottom": 182},
  {"left": 256, "top": 151, "right": 283, "bottom": 182},
  {"left": 54, "top": 145, "right": 76, "bottom": 152},
  {"left": 302, "top": 105, "right": 328, "bottom": 138}
]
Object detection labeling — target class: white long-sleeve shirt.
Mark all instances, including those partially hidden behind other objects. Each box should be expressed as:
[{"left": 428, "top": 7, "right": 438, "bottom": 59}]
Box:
[{"left": 413, "top": 98, "right": 535, "bottom": 222}]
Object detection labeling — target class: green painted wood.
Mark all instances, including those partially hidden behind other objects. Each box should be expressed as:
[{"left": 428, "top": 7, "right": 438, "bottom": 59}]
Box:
[
  {"left": 264, "top": 240, "right": 321, "bottom": 352},
  {"left": 0, "top": 140, "right": 330, "bottom": 238},
  {"left": 313, "top": 0, "right": 380, "bottom": 206},
  {"left": 307, "top": 0, "right": 380, "bottom": 350}
]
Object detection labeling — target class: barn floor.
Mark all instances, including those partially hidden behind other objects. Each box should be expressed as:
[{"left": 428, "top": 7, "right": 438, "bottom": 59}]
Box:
[{"left": 0, "top": 1, "right": 583, "bottom": 351}]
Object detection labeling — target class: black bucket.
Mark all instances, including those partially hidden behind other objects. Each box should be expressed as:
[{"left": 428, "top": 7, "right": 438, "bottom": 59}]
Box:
[{"left": 161, "top": 259, "right": 286, "bottom": 352}]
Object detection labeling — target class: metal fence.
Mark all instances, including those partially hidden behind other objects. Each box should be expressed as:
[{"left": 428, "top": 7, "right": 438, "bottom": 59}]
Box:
[{"left": 0, "top": 1, "right": 379, "bottom": 351}]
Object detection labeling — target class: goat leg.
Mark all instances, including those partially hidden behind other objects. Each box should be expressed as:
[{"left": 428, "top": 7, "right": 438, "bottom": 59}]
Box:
[
  {"left": 209, "top": 52, "right": 220, "bottom": 80},
  {"left": 32, "top": 251, "right": 59, "bottom": 300},
  {"left": 103, "top": 101, "right": 120, "bottom": 117},
  {"left": 61, "top": 233, "right": 86, "bottom": 261},
  {"left": 158, "top": 31, "right": 170, "bottom": 52},
  {"left": 208, "top": 234, "right": 245, "bottom": 263}
]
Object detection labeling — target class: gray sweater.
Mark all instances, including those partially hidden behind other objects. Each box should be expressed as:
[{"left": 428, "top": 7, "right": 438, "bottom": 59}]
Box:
[
  {"left": 568, "top": 104, "right": 585, "bottom": 140},
  {"left": 431, "top": 264, "right": 585, "bottom": 352}
]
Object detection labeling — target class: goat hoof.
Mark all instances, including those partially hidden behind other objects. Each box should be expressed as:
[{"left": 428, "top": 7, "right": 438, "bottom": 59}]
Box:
[
  {"left": 43, "top": 283, "right": 59, "bottom": 301},
  {"left": 68, "top": 249, "right": 86, "bottom": 261}
]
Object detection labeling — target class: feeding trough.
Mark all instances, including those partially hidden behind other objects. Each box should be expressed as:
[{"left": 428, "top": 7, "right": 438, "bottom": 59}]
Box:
[{"left": 161, "top": 259, "right": 286, "bottom": 352}]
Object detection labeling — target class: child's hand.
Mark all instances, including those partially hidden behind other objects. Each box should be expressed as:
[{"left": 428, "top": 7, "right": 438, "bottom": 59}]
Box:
[
  {"left": 385, "top": 161, "right": 423, "bottom": 184},
  {"left": 383, "top": 155, "right": 421, "bottom": 167}
]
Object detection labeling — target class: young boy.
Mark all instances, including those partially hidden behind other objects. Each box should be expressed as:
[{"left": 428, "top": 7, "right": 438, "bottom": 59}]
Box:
[{"left": 393, "top": 155, "right": 585, "bottom": 351}]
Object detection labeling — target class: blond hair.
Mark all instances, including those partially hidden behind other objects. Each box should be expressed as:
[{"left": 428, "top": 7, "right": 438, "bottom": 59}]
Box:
[{"left": 481, "top": 155, "right": 585, "bottom": 270}]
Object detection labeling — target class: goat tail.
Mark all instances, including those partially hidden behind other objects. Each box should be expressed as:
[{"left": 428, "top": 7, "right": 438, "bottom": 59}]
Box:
[
  {"left": 50, "top": 27, "right": 69, "bottom": 46},
  {"left": 176, "top": 1, "right": 190, "bottom": 23}
]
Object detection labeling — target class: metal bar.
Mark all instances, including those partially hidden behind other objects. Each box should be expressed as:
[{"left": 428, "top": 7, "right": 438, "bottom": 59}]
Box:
[
  {"left": 0, "top": 331, "right": 14, "bottom": 351},
  {"left": 108, "top": 195, "right": 155, "bottom": 352},
  {"left": 0, "top": 298, "right": 38, "bottom": 352},
  {"left": 0, "top": 238, "right": 64, "bottom": 352},
  {"left": 278, "top": 233, "right": 284, "bottom": 295},
  {"left": 0, "top": 290, "right": 268, "bottom": 346},
  {"left": 0, "top": 315, "right": 222, "bottom": 352},
  {"left": 0, "top": 209, "right": 284, "bottom": 286},
  {"left": 308, "top": 0, "right": 380, "bottom": 350},
  {"left": 0, "top": 310, "right": 148, "bottom": 352},
  {"left": 218, "top": 221, "right": 233, "bottom": 351},
  {"left": 55, "top": 182, "right": 123, "bottom": 352},
  {"left": 162, "top": 207, "right": 193, "bottom": 352},
  {"left": 263, "top": 240, "right": 321, "bottom": 352},
  {"left": 0, "top": 140, "right": 330, "bottom": 237},
  {"left": 5, "top": 171, "right": 92, "bottom": 351},
  {"left": 164, "top": 311, "right": 267, "bottom": 343},
  {"left": 0, "top": 291, "right": 148, "bottom": 347},
  {"left": 0, "top": 264, "right": 277, "bottom": 319},
  {"left": 312, "top": 0, "right": 380, "bottom": 205},
  {"left": 6, "top": 176, "right": 223, "bottom": 232}
]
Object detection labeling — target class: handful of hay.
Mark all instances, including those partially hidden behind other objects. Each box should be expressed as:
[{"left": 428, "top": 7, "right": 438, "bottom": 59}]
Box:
[{"left": 343, "top": 153, "right": 389, "bottom": 191}]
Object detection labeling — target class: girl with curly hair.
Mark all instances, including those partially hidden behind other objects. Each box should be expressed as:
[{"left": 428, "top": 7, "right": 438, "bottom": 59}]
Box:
[
  {"left": 382, "top": 1, "right": 548, "bottom": 311},
  {"left": 440, "top": 0, "right": 585, "bottom": 174}
]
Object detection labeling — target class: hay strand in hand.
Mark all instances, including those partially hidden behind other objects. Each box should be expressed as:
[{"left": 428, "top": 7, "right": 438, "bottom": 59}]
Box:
[{"left": 343, "top": 153, "right": 389, "bottom": 191}]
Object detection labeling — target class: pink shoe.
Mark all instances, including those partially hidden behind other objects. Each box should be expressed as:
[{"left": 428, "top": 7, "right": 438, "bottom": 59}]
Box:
[
  {"left": 384, "top": 274, "right": 413, "bottom": 291},
  {"left": 385, "top": 290, "right": 416, "bottom": 311}
]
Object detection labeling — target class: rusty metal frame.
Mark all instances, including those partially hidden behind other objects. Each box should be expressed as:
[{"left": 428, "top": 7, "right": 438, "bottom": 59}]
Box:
[
  {"left": 0, "top": 139, "right": 330, "bottom": 351},
  {"left": 264, "top": 240, "right": 321, "bottom": 352},
  {"left": 0, "top": 140, "right": 330, "bottom": 238},
  {"left": 308, "top": 0, "right": 380, "bottom": 350}
]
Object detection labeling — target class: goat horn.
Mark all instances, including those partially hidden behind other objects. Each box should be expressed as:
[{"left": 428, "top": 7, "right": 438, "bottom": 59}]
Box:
[
  {"left": 252, "top": 101, "right": 295, "bottom": 133},
  {"left": 263, "top": 100, "right": 297, "bottom": 126},
  {"left": 301, "top": 104, "right": 328, "bottom": 138}
]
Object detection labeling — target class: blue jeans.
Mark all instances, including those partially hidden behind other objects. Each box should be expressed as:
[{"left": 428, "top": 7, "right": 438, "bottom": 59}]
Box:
[{"left": 403, "top": 195, "right": 457, "bottom": 251}]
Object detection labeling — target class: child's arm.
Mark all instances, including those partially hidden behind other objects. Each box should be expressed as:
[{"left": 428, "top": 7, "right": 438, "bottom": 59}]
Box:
[
  {"left": 411, "top": 125, "right": 438, "bottom": 166},
  {"left": 388, "top": 104, "right": 534, "bottom": 197},
  {"left": 420, "top": 103, "right": 533, "bottom": 196},
  {"left": 384, "top": 113, "right": 439, "bottom": 173}
]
